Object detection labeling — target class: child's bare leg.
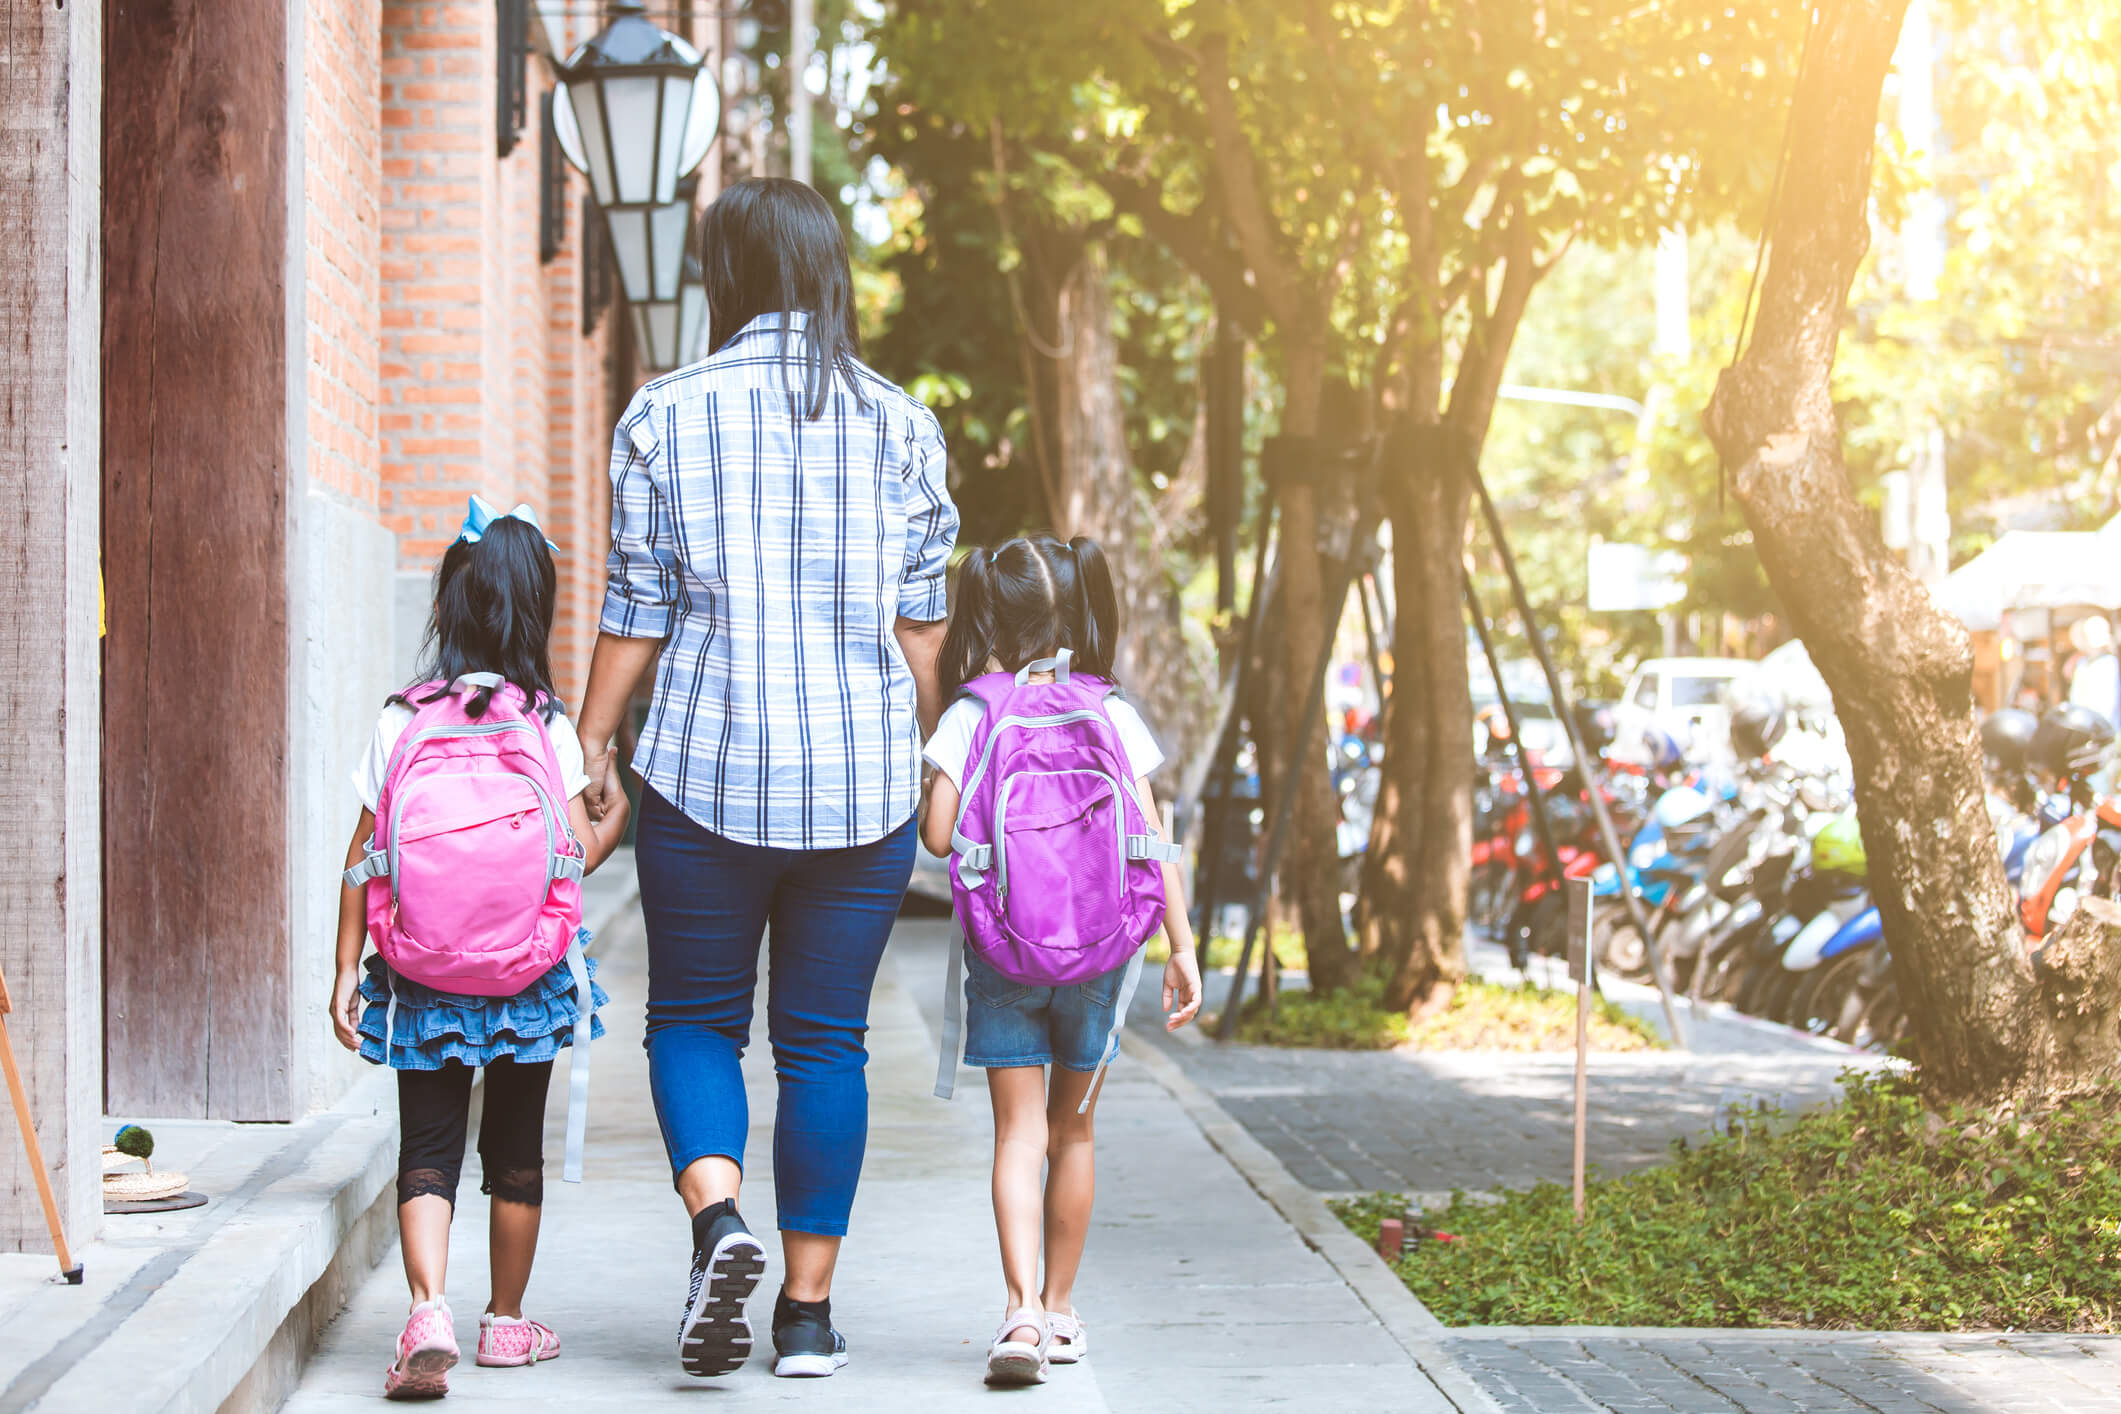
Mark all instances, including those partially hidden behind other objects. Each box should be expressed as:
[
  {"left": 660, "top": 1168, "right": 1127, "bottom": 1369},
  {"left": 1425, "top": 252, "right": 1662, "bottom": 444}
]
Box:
[
  {"left": 1040, "top": 1067, "right": 1100, "bottom": 1317},
  {"left": 987, "top": 1065, "right": 1050, "bottom": 1341},
  {"left": 486, "top": 1193, "right": 542, "bottom": 1319},
  {"left": 399, "top": 1195, "right": 453, "bottom": 1306}
]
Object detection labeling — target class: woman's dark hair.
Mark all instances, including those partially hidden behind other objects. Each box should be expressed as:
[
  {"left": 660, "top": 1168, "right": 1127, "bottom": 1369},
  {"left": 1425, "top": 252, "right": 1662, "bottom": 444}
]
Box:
[
  {"left": 698, "top": 177, "right": 866, "bottom": 420},
  {"left": 393, "top": 516, "right": 561, "bottom": 721},
  {"left": 939, "top": 533, "right": 1120, "bottom": 700}
]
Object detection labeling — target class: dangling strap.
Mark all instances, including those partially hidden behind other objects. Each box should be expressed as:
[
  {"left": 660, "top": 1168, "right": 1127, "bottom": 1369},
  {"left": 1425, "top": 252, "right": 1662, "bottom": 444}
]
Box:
[
  {"left": 1013, "top": 646, "right": 1073, "bottom": 685},
  {"left": 382, "top": 964, "right": 399, "bottom": 1062},
  {"left": 1078, "top": 949, "right": 1147, "bottom": 1115},
  {"left": 561, "top": 932, "right": 594, "bottom": 1183},
  {"left": 933, "top": 933, "right": 966, "bottom": 1100}
]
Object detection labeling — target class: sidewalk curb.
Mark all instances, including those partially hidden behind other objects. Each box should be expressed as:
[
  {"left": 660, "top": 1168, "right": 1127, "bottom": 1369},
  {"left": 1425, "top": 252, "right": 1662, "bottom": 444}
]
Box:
[{"left": 1122, "top": 1033, "right": 1504, "bottom": 1414}]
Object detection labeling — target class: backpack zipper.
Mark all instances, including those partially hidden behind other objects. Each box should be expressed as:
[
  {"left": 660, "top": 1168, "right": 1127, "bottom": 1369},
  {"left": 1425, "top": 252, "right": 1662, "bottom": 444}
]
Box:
[
  {"left": 950, "top": 709, "right": 1118, "bottom": 847},
  {"left": 385, "top": 724, "right": 565, "bottom": 907},
  {"left": 992, "top": 767, "right": 1126, "bottom": 905}
]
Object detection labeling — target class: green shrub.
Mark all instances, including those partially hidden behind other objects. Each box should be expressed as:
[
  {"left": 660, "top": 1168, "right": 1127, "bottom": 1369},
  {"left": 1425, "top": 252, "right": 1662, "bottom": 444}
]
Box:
[
  {"left": 1226, "top": 974, "right": 1664, "bottom": 1052},
  {"left": 1332, "top": 1071, "right": 2121, "bottom": 1331}
]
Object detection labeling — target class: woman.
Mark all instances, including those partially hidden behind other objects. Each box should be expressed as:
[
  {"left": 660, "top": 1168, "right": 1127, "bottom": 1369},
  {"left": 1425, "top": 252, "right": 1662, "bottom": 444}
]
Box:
[{"left": 574, "top": 178, "right": 957, "bottom": 1383}]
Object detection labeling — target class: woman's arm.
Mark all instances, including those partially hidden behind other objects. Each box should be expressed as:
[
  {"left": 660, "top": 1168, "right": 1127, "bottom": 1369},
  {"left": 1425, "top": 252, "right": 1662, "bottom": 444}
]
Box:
[
  {"left": 331, "top": 810, "right": 376, "bottom": 1051},
  {"left": 575, "top": 632, "right": 660, "bottom": 820},
  {"left": 897, "top": 617, "right": 949, "bottom": 740}
]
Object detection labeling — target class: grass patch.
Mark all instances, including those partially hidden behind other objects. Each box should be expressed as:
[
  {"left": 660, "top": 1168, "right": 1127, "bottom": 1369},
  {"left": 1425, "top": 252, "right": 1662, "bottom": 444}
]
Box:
[
  {"left": 1332, "top": 1071, "right": 2121, "bottom": 1331},
  {"left": 1220, "top": 973, "right": 1664, "bottom": 1052},
  {"left": 1147, "top": 929, "right": 1309, "bottom": 973}
]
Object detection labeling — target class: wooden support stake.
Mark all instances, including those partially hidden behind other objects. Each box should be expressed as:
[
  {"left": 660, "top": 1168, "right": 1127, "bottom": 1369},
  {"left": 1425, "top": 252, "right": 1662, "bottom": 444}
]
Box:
[
  {"left": 0, "top": 964, "right": 82, "bottom": 1282},
  {"left": 1567, "top": 875, "right": 1592, "bottom": 1226}
]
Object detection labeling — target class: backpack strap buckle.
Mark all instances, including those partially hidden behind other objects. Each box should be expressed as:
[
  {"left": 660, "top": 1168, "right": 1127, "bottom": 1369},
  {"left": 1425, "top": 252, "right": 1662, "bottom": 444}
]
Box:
[
  {"left": 549, "top": 852, "right": 585, "bottom": 883},
  {"left": 951, "top": 828, "right": 993, "bottom": 887},
  {"left": 1126, "top": 835, "right": 1183, "bottom": 864},
  {"left": 343, "top": 841, "right": 389, "bottom": 888}
]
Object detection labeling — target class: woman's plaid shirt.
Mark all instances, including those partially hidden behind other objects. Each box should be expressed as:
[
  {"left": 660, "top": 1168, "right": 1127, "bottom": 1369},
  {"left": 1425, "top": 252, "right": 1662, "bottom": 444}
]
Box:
[{"left": 599, "top": 313, "right": 959, "bottom": 849}]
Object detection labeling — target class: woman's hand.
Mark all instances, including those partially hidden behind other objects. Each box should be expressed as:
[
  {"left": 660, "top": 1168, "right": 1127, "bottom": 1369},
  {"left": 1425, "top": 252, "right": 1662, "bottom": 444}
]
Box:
[
  {"left": 330, "top": 968, "right": 363, "bottom": 1052},
  {"left": 1163, "top": 949, "right": 1203, "bottom": 1032},
  {"left": 580, "top": 740, "right": 614, "bottom": 821}
]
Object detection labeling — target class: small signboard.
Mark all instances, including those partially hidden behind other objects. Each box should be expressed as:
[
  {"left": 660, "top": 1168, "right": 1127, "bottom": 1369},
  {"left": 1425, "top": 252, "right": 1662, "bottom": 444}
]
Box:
[{"left": 1566, "top": 875, "right": 1594, "bottom": 986}]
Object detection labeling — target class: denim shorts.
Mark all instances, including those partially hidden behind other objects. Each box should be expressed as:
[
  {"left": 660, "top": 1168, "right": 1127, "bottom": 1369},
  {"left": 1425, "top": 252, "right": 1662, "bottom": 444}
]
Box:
[{"left": 961, "top": 946, "right": 1126, "bottom": 1072}]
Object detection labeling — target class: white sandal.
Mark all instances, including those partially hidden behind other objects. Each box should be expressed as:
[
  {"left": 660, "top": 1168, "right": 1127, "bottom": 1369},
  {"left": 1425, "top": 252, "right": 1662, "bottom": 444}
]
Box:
[
  {"left": 985, "top": 1308, "right": 1050, "bottom": 1386},
  {"left": 1047, "top": 1311, "right": 1087, "bottom": 1364}
]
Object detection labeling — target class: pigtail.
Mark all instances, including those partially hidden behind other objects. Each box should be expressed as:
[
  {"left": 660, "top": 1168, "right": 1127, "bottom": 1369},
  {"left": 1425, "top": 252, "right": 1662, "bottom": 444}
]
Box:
[
  {"left": 1067, "top": 536, "right": 1120, "bottom": 683},
  {"left": 939, "top": 549, "right": 999, "bottom": 700}
]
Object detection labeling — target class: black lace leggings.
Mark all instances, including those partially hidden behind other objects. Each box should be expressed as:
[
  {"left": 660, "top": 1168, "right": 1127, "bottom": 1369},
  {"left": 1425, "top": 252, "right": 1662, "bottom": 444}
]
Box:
[{"left": 396, "top": 1058, "right": 553, "bottom": 1209}]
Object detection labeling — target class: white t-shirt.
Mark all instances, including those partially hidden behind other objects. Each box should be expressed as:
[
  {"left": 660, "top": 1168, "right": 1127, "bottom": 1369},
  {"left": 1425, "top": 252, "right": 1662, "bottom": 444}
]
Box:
[
  {"left": 922, "top": 696, "right": 1165, "bottom": 787},
  {"left": 352, "top": 699, "right": 593, "bottom": 813}
]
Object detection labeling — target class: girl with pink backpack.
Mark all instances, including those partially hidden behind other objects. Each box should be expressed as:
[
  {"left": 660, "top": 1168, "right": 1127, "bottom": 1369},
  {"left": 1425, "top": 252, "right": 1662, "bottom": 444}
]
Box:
[
  {"left": 920, "top": 533, "right": 1203, "bottom": 1386},
  {"left": 331, "top": 502, "right": 632, "bottom": 1400}
]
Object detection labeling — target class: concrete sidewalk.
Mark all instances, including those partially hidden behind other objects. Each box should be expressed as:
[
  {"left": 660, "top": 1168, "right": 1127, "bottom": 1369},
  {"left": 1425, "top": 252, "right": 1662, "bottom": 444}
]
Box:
[{"left": 285, "top": 912, "right": 1465, "bottom": 1412}]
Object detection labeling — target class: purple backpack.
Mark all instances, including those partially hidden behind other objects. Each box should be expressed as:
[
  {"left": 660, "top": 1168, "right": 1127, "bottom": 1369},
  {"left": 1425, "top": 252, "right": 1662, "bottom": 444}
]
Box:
[{"left": 933, "top": 649, "right": 1181, "bottom": 1102}]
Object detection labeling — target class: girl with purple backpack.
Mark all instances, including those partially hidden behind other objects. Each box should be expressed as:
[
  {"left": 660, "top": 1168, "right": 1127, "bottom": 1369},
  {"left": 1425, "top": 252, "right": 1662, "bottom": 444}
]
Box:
[
  {"left": 331, "top": 503, "right": 632, "bottom": 1400},
  {"left": 920, "top": 532, "right": 1203, "bottom": 1386}
]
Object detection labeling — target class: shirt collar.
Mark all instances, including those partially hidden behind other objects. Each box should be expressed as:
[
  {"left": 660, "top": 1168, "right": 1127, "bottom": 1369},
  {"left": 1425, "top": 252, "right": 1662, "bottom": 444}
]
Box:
[{"left": 725, "top": 311, "right": 813, "bottom": 347}]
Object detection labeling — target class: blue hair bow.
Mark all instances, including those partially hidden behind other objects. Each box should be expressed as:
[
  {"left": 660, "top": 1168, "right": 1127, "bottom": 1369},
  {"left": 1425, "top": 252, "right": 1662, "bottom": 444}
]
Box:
[{"left": 456, "top": 494, "right": 559, "bottom": 552}]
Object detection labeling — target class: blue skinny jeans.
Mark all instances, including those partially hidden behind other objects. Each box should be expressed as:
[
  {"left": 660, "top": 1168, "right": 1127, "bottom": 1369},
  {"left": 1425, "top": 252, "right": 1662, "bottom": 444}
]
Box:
[{"left": 636, "top": 786, "right": 916, "bottom": 1236}]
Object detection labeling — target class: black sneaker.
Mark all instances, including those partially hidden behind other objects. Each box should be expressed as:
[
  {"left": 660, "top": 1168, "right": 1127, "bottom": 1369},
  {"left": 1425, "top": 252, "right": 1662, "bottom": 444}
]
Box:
[
  {"left": 677, "top": 1199, "right": 767, "bottom": 1377},
  {"left": 771, "top": 1289, "right": 849, "bottom": 1378}
]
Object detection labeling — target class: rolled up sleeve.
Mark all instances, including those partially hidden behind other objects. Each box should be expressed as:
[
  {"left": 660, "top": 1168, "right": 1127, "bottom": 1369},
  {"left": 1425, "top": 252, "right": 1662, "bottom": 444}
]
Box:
[
  {"left": 599, "top": 392, "right": 679, "bottom": 640},
  {"left": 898, "top": 409, "right": 958, "bottom": 623}
]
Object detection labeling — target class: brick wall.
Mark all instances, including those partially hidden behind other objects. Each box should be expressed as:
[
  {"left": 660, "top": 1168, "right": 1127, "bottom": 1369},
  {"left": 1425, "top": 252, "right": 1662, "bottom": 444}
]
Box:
[
  {"left": 307, "top": 0, "right": 381, "bottom": 506},
  {"left": 377, "top": 3, "right": 622, "bottom": 696}
]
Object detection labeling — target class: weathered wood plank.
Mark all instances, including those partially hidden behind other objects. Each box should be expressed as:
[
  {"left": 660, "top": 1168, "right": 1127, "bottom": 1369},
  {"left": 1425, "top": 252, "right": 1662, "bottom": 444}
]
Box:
[
  {"left": 0, "top": 0, "right": 105, "bottom": 1253},
  {"left": 103, "top": 0, "right": 292, "bottom": 1120}
]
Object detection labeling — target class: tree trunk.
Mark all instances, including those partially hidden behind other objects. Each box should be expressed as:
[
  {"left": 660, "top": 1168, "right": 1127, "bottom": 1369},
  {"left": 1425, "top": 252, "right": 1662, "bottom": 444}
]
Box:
[
  {"left": 1048, "top": 244, "right": 1213, "bottom": 774},
  {"left": 1361, "top": 423, "right": 1473, "bottom": 1017},
  {"left": 1703, "top": 0, "right": 2121, "bottom": 1105},
  {"left": 1269, "top": 343, "right": 1361, "bottom": 994}
]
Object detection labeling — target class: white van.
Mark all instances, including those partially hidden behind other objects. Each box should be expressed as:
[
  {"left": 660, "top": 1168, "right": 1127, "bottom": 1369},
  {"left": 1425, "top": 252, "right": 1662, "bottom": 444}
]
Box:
[{"left": 1615, "top": 657, "right": 1753, "bottom": 758}]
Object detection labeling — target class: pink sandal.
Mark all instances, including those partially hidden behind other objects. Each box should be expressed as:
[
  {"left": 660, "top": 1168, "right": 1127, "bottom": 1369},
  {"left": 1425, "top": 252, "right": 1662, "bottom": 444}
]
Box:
[
  {"left": 477, "top": 1311, "right": 561, "bottom": 1367},
  {"left": 384, "top": 1298, "right": 459, "bottom": 1400}
]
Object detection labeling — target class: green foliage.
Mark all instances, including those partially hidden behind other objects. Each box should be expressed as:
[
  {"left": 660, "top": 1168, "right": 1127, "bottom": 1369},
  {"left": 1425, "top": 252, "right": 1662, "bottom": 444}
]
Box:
[
  {"left": 1228, "top": 974, "right": 1662, "bottom": 1052},
  {"left": 1333, "top": 1072, "right": 2121, "bottom": 1331},
  {"left": 1231, "top": 970, "right": 1409, "bottom": 1050}
]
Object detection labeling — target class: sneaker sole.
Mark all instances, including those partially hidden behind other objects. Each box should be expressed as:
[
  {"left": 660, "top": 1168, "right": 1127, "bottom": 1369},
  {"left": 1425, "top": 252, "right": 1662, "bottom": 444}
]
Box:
[
  {"left": 985, "top": 1349, "right": 1048, "bottom": 1387},
  {"left": 385, "top": 1347, "right": 457, "bottom": 1399},
  {"left": 773, "top": 1350, "right": 850, "bottom": 1378},
  {"left": 679, "top": 1232, "right": 767, "bottom": 1378}
]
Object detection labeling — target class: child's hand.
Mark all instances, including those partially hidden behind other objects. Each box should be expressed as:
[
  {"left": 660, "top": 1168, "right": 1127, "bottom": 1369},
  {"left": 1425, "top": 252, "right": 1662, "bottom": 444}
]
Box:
[
  {"left": 330, "top": 968, "right": 363, "bottom": 1052},
  {"left": 1163, "top": 949, "right": 1202, "bottom": 1032}
]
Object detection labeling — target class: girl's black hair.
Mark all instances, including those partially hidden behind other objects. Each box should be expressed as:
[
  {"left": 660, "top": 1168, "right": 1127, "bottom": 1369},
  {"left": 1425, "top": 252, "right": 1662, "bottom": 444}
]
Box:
[
  {"left": 392, "top": 516, "right": 561, "bottom": 721},
  {"left": 698, "top": 177, "right": 867, "bottom": 420},
  {"left": 939, "top": 533, "right": 1121, "bottom": 700}
]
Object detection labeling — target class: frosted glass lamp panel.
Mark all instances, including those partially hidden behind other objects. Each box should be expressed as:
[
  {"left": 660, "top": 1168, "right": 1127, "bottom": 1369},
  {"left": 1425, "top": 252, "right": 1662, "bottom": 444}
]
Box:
[
  {"left": 651, "top": 200, "right": 689, "bottom": 301},
  {"left": 601, "top": 74, "right": 663, "bottom": 205},
  {"left": 606, "top": 208, "right": 653, "bottom": 305}
]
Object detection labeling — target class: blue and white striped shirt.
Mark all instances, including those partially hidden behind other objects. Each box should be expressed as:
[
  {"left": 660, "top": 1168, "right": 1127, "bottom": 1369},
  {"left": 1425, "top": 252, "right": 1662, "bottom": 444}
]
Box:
[{"left": 600, "top": 313, "right": 959, "bottom": 849}]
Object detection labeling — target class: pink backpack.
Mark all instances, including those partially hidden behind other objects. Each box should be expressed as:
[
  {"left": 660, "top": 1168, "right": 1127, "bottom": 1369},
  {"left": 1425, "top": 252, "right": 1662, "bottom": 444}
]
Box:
[
  {"left": 931, "top": 649, "right": 1181, "bottom": 1107},
  {"left": 343, "top": 673, "right": 595, "bottom": 1179}
]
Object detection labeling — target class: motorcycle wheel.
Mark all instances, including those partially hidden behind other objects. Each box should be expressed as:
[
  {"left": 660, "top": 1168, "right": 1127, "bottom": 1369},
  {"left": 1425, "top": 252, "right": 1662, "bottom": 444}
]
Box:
[
  {"left": 1591, "top": 911, "right": 1651, "bottom": 981},
  {"left": 1688, "top": 920, "right": 1759, "bottom": 1005},
  {"left": 1852, "top": 982, "right": 1910, "bottom": 1055},
  {"left": 1789, "top": 951, "right": 1868, "bottom": 1039}
]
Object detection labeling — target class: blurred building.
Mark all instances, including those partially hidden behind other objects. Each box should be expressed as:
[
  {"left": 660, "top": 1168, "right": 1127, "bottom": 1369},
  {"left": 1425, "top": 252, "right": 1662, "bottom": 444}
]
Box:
[{"left": 0, "top": 0, "right": 738, "bottom": 1252}]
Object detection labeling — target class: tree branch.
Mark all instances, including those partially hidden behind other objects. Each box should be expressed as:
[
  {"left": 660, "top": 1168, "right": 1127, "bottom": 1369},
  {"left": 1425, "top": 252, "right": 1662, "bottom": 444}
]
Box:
[{"left": 1194, "top": 30, "right": 1308, "bottom": 325}]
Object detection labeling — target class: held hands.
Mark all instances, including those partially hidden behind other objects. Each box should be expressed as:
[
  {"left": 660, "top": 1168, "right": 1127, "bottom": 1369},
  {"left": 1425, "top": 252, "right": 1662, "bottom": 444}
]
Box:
[
  {"left": 581, "top": 742, "right": 614, "bottom": 822},
  {"left": 330, "top": 968, "right": 362, "bottom": 1053},
  {"left": 1163, "top": 949, "right": 1203, "bottom": 1032}
]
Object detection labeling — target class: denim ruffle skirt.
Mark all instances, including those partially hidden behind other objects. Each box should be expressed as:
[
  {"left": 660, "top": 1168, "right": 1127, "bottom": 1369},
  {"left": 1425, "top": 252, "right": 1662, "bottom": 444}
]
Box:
[{"left": 357, "top": 927, "right": 609, "bottom": 1070}]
